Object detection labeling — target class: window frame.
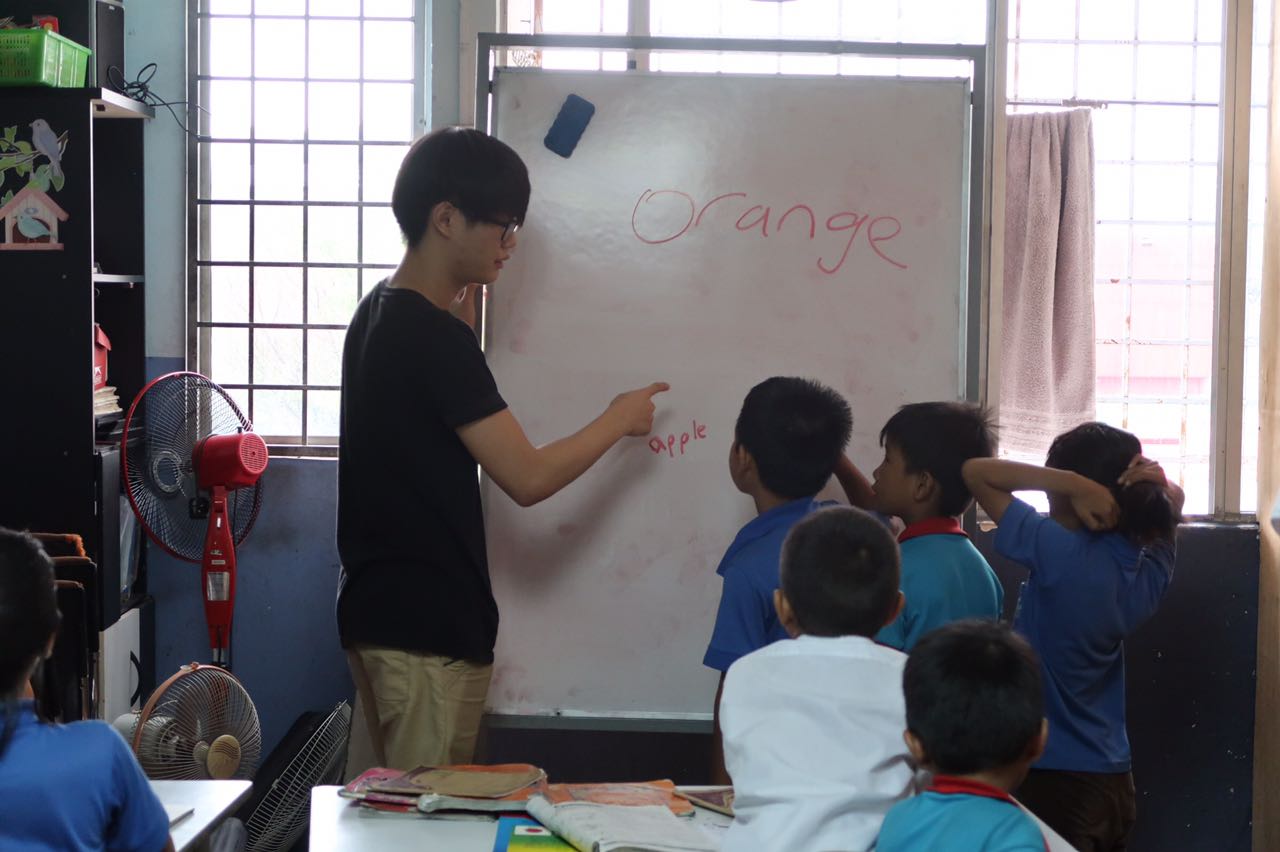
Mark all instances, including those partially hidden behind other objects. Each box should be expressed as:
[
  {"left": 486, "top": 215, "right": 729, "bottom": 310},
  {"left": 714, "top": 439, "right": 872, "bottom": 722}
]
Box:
[
  {"left": 998, "top": 0, "right": 1257, "bottom": 519},
  {"left": 1213, "top": 0, "right": 1254, "bottom": 519},
  {"left": 1002, "top": 0, "right": 1259, "bottom": 520},
  {"left": 187, "top": 0, "right": 430, "bottom": 458}
]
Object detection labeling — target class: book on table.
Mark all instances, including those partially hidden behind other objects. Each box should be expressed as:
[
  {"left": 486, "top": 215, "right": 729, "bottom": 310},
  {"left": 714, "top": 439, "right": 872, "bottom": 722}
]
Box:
[
  {"left": 672, "top": 787, "right": 734, "bottom": 817},
  {"left": 342, "top": 765, "right": 548, "bottom": 815},
  {"left": 525, "top": 796, "right": 717, "bottom": 852},
  {"left": 492, "top": 816, "right": 575, "bottom": 851},
  {"left": 372, "top": 763, "right": 547, "bottom": 797}
]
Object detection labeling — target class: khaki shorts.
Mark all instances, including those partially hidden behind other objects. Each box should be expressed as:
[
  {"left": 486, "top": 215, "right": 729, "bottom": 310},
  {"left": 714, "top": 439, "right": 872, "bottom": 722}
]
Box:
[{"left": 345, "top": 646, "right": 493, "bottom": 776}]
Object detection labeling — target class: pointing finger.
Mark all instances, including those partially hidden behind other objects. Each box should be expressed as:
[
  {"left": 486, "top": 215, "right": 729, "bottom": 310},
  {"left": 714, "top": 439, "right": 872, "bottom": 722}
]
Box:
[{"left": 646, "top": 382, "right": 671, "bottom": 397}]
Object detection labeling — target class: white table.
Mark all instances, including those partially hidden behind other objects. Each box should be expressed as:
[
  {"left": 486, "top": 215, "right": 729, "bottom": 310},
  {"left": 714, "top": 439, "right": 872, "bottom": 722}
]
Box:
[
  {"left": 309, "top": 784, "right": 1085, "bottom": 851},
  {"left": 308, "top": 786, "right": 734, "bottom": 851},
  {"left": 309, "top": 787, "right": 498, "bottom": 851},
  {"left": 151, "top": 780, "right": 253, "bottom": 852}
]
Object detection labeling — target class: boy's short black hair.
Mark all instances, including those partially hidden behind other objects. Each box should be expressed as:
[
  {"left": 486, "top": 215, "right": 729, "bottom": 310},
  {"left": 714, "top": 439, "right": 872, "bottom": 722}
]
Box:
[
  {"left": 735, "top": 377, "right": 852, "bottom": 499},
  {"left": 904, "top": 620, "right": 1043, "bottom": 775},
  {"left": 391, "top": 127, "right": 531, "bottom": 249},
  {"left": 879, "top": 401, "right": 995, "bottom": 516},
  {"left": 779, "top": 507, "right": 900, "bottom": 638}
]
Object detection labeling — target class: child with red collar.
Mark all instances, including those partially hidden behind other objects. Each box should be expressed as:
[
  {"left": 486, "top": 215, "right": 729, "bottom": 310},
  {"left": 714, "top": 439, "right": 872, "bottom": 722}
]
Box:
[
  {"left": 876, "top": 620, "right": 1049, "bottom": 852},
  {"left": 870, "top": 402, "right": 1002, "bottom": 650}
]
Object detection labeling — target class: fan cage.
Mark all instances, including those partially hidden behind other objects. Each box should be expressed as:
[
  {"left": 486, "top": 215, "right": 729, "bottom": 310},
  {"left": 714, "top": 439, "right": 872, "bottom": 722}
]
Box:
[
  {"left": 133, "top": 664, "right": 263, "bottom": 782},
  {"left": 121, "top": 372, "right": 264, "bottom": 562},
  {"left": 245, "top": 701, "right": 352, "bottom": 852}
]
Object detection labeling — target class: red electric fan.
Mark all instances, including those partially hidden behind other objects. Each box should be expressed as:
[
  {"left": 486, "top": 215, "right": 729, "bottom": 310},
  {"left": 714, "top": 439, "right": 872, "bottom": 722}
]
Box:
[{"left": 122, "top": 372, "right": 268, "bottom": 666}]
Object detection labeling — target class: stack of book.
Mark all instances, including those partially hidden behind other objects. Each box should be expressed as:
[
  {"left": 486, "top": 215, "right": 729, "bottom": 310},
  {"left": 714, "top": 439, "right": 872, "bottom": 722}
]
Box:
[
  {"left": 340, "top": 766, "right": 699, "bottom": 820},
  {"left": 340, "top": 764, "right": 548, "bottom": 816},
  {"left": 338, "top": 764, "right": 722, "bottom": 850},
  {"left": 94, "top": 386, "right": 124, "bottom": 442},
  {"left": 94, "top": 385, "right": 121, "bottom": 417}
]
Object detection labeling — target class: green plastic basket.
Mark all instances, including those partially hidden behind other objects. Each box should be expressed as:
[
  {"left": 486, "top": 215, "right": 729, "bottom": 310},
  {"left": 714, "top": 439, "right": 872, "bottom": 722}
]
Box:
[{"left": 0, "top": 28, "right": 91, "bottom": 88}]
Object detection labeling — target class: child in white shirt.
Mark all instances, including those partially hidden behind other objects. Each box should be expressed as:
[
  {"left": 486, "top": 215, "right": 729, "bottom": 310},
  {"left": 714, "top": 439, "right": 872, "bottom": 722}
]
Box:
[{"left": 719, "top": 506, "right": 917, "bottom": 852}]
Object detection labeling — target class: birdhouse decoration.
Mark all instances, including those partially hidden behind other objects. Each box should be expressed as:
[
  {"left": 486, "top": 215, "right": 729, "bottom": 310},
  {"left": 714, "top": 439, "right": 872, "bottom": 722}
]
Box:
[{"left": 0, "top": 184, "right": 69, "bottom": 251}]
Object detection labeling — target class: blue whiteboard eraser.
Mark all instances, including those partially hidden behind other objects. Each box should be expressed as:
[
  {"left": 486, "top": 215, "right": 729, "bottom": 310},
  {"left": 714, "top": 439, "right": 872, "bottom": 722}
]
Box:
[{"left": 544, "top": 94, "right": 596, "bottom": 158}]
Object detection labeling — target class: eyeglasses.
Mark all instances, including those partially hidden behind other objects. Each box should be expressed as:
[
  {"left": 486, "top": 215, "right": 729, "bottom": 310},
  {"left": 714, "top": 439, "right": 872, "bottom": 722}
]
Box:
[
  {"left": 454, "top": 203, "right": 523, "bottom": 242},
  {"left": 475, "top": 216, "right": 521, "bottom": 243}
]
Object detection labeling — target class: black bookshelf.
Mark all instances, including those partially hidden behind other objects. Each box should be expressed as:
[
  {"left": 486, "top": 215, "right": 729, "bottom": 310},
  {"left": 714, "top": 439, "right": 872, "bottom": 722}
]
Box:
[{"left": 0, "top": 87, "right": 152, "bottom": 631}]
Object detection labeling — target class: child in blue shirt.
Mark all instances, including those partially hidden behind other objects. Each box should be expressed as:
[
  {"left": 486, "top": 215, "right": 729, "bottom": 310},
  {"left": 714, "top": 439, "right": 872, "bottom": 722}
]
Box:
[
  {"left": 0, "top": 528, "right": 173, "bottom": 852},
  {"left": 871, "top": 401, "right": 1003, "bottom": 651},
  {"left": 962, "top": 422, "right": 1184, "bottom": 852},
  {"left": 704, "top": 376, "right": 867, "bottom": 783},
  {"left": 877, "top": 619, "right": 1049, "bottom": 852}
]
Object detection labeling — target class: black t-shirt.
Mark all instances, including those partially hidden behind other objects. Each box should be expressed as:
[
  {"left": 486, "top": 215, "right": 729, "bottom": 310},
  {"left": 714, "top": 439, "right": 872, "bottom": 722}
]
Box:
[{"left": 336, "top": 281, "right": 508, "bottom": 662}]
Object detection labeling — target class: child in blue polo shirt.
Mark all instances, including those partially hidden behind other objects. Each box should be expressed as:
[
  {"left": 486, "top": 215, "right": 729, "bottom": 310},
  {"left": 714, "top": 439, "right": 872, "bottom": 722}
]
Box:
[
  {"left": 0, "top": 527, "right": 173, "bottom": 852},
  {"left": 877, "top": 620, "right": 1048, "bottom": 851},
  {"left": 704, "top": 376, "right": 864, "bottom": 783},
  {"left": 870, "top": 401, "right": 1003, "bottom": 651},
  {"left": 962, "top": 422, "right": 1184, "bottom": 852}
]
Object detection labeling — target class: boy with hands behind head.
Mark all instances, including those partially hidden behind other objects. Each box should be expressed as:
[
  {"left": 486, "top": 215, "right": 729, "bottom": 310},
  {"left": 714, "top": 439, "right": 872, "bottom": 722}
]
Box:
[{"left": 962, "top": 422, "right": 1184, "bottom": 851}]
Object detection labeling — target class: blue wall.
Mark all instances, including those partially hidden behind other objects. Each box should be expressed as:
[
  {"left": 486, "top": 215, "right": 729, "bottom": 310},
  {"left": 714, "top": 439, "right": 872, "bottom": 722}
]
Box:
[
  {"left": 145, "top": 454, "right": 351, "bottom": 756},
  {"left": 143, "top": 358, "right": 348, "bottom": 757}
]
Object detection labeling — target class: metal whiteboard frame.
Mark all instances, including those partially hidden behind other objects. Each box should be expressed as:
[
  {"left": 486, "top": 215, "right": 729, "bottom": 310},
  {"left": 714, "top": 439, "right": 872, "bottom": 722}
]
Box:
[{"left": 476, "top": 33, "right": 989, "bottom": 406}]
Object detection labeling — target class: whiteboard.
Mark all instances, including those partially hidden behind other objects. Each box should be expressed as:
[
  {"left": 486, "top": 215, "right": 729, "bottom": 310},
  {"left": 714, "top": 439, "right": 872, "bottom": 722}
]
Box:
[{"left": 482, "top": 70, "right": 971, "bottom": 718}]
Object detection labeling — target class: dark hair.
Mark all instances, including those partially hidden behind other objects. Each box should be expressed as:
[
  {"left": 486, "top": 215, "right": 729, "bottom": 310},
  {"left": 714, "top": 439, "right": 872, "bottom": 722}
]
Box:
[
  {"left": 0, "top": 529, "right": 61, "bottom": 758},
  {"left": 779, "top": 507, "right": 900, "bottom": 638},
  {"left": 904, "top": 620, "right": 1043, "bottom": 775},
  {"left": 391, "top": 127, "right": 531, "bottom": 249},
  {"left": 734, "top": 377, "right": 852, "bottom": 499},
  {"left": 879, "top": 401, "right": 995, "bottom": 516},
  {"left": 1045, "top": 422, "right": 1181, "bottom": 544}
]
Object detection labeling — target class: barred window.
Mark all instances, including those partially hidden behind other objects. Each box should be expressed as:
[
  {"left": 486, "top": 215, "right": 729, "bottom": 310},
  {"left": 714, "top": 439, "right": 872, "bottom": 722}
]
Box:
[{"left": 192, "top": 0, "right": 420, "bottom": 451}]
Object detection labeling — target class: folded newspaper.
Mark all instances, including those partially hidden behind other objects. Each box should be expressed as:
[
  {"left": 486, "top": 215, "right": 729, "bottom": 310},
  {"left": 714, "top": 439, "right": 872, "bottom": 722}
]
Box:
[{"left": 525, "top": 795, "right": 716, "bottom": 852}]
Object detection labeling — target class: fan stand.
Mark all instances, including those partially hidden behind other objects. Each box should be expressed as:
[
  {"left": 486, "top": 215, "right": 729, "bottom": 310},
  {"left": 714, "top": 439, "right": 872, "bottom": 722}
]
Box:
[
  {"left": 122, "top": 372, "right": 265, "bottom": 670},
  {"left": 203, "top": 484, "right": 237, "bottom": 667}
]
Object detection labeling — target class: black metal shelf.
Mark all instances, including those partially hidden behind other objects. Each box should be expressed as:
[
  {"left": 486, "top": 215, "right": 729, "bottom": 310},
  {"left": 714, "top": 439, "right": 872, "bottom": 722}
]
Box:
[{"left": 0, "top": 87, "right": 153, "bottom": 120}]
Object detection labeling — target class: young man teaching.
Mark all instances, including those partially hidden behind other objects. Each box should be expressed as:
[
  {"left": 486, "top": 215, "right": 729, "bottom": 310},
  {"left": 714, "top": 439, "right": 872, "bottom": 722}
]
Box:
[{"left": 337, "top": 127, "right": 668, "bottom": 772}]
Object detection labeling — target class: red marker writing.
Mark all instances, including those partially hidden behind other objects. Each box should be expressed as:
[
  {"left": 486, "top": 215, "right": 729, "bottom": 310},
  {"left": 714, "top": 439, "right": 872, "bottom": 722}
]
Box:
[{"left": 649, "top": 420, "right": 709, "bottom": 459}]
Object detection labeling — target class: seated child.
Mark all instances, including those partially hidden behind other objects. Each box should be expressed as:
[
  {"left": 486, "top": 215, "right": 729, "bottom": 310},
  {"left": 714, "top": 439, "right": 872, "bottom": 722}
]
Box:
[
  {"left": 871, "top": 401, "right": 1003, "bottom": 650},
  {"left": 876, "top": 619, "right": 1049, "bottom": 852},
  {"left": 0, "top": 527, "right": 174, "bottom": 852},
  {"left": 703, "top": 376, "right": 855, "bottom": 780},
  {"left": 962, "top": 422, "right": 1184, "bottom": 851},
  {"left": 719, "top": 506, "right": 916, "bottom": 852}
]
